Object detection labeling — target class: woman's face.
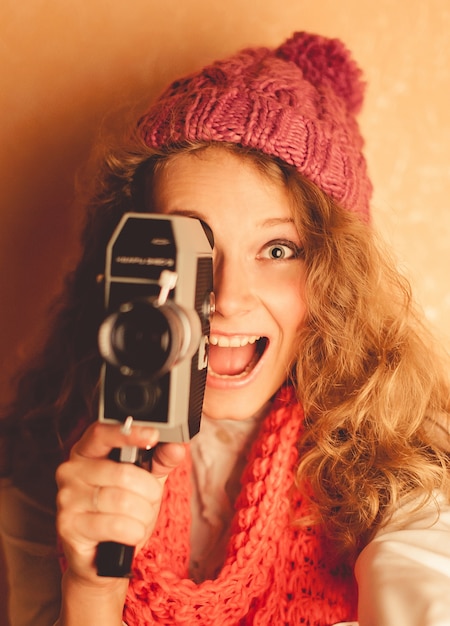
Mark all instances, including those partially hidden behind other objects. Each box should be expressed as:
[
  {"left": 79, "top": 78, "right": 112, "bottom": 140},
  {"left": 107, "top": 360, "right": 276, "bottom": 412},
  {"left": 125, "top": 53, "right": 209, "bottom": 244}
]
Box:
[{"left": 151, "top": 148, "right": 307, "bottom": 421}]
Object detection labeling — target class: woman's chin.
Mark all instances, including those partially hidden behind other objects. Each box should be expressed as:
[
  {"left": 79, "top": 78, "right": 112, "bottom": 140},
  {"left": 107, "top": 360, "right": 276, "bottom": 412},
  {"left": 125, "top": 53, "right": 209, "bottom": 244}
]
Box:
[{"left": 202, "top": 378, "right": 275, "bottom": 422}]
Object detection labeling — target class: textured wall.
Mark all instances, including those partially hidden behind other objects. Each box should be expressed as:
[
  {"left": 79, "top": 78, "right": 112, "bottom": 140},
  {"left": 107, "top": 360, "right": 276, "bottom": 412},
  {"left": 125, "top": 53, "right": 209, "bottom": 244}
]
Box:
[
  {"left": 358, "top": 2, "right": 450, "bottom": 339},
  {"left": 0, "top": 3, "right": 449, "bottom": 625},
  {"left": 0, "top": 0, "right": 449, "bottom": 403}
]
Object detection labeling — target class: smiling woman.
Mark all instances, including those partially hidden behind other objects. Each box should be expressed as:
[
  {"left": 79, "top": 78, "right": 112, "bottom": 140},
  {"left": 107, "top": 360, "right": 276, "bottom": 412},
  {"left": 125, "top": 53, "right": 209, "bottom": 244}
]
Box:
[
  {"left": 149, "top": 145, "right": 307, "bottom": 420},
  {"left": 1, "top": 31, "right": 449, "bottom": 626}
]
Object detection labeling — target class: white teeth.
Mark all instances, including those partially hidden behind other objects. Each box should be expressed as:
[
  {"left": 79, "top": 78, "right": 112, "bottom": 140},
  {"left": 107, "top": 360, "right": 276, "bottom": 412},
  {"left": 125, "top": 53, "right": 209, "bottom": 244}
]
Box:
[{"left": 208, "top": 335, "right": 260, "bottom": 348}]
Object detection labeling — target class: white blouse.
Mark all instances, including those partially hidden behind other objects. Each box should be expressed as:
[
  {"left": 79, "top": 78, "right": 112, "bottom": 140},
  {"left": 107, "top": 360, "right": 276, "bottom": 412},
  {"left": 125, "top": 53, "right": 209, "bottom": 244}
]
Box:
[
  {"left": 189, "top": 409, "right": 267, "bottom": 582},
  {"left": 355, "top": 491, "right": 450, "bottom": 625}
]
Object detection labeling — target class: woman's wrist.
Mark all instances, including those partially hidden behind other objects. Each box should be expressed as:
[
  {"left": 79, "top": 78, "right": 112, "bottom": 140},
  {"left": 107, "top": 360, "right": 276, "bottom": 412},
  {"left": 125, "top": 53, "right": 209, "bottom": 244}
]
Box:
[{"left": 56, "top": 569, "right": 129, "bottom": 626}]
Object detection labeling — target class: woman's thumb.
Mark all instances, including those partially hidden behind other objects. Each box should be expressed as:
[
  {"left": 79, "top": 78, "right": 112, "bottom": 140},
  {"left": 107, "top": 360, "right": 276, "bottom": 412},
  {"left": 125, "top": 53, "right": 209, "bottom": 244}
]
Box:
[{"left": 150, "top": 442, "right": 186, "bottom": 479}]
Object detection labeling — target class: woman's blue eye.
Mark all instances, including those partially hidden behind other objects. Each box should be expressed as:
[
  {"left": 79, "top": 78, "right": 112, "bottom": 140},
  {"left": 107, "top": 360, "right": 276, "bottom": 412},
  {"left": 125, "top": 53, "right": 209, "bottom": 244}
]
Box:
[
  {"left": 264, "top": 241, "right": 301, "bottom": 260},
  {"left": 269, "top": 245, "right": 287, "bottom": 259}
]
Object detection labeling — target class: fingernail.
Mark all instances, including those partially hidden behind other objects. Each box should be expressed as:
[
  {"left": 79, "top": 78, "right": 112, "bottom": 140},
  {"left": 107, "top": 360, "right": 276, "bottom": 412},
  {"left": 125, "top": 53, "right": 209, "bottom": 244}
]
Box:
[
  {"left": 143, "top": 429, "right": 159, "bottom": 449},
  {"left": 120, "top": 416, "right": 134, "bottom": 435}
]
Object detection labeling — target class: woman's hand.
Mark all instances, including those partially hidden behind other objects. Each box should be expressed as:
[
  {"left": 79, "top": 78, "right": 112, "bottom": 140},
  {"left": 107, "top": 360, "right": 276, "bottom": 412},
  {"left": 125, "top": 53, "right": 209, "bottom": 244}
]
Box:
[{"left": 56, "top": 421, "right": 186, "bottom": 587}]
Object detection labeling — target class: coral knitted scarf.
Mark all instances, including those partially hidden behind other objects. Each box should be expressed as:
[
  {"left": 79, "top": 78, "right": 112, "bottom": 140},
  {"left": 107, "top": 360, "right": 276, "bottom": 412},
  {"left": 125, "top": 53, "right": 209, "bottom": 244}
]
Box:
[{"left": 124, "top": 385, "right": 358, "bottom": 626}]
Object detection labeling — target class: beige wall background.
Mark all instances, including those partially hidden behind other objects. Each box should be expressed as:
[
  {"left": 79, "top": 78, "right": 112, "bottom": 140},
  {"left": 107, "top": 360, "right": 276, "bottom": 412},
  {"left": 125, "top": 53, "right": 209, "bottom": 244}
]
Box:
[{"left": 0, "top": 1, "right": 449, "bottom": 623}]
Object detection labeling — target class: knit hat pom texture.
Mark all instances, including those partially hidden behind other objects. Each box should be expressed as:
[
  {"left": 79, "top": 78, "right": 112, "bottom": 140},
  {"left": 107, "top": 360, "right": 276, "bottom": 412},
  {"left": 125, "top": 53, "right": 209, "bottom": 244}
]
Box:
[{"left": 140, "top": 32, "right": 372, "bottom": 217}]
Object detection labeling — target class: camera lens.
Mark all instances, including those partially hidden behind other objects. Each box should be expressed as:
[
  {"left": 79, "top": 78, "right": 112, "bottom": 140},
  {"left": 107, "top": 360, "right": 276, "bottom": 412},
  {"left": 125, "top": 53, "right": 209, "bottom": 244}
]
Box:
[
  {"left": 98, "top": 300, "right": 174, "bottom": 376},
  {"left": 109, "top": 301, "right": 171, "bottom": 374},
  {"left": 115, "top": 380, "right": 161, "bottom": 415},
  {"left": 98, "top": 297, "right": 201, "bottom": 378}
]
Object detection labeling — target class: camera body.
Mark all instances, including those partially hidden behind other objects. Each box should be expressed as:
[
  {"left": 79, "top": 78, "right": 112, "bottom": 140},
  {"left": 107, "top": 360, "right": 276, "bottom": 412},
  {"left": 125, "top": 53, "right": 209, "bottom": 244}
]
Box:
[{"left": 98, "top": 213, "right": 213, "bottom": 443}]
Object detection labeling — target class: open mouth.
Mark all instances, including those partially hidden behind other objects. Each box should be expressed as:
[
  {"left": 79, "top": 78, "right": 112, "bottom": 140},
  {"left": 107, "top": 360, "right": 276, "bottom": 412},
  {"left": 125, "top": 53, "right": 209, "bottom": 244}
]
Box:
[{"left": 207, "top": 334, "right": 268, "bottom": 379}]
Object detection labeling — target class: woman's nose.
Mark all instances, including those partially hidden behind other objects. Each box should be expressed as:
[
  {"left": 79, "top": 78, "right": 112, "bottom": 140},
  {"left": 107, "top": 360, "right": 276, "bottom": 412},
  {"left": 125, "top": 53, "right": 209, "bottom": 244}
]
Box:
[{"left": 213, "top": 252, "right": 255, "bottom": 318}]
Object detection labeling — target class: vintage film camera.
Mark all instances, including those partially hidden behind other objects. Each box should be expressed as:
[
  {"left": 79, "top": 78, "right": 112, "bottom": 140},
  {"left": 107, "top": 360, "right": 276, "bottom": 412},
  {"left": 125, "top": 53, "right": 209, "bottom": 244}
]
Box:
[
  {"left": 96, "top": 213, "right": 213, "bottom": 576},
  {"left": 98, "top": 213, "right": 214, "bottom": 440}
]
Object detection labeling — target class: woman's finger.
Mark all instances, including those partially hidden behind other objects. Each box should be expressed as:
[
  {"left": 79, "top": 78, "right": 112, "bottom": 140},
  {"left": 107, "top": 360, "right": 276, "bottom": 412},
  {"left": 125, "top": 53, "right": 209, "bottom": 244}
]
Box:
[
  {"left": 150, "top": 442, "right": 187, "bottom": 479},
  {"left": 57, "top": 455, "right": 163, "bottom": 504},
  {"left": 57, "top": 475, "right": 160, "bottom": 520},
  {"left": 58, "top": 508, "right": 151, "bottom": 551},
  {"left": 71, "top": 420, "right": 160, "bottom": 461}
]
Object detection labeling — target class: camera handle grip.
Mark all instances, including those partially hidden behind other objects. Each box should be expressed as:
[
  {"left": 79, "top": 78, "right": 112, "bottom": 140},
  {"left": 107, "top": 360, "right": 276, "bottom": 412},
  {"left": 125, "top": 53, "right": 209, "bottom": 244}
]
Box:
[{"left": 96, "top": 446, "right": 154, "bottom": 578}]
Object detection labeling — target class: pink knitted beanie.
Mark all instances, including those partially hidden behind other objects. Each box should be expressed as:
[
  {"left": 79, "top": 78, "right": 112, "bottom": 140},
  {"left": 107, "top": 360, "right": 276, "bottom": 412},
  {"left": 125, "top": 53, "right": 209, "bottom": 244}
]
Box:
[{"left": 139, "top": 32, "right": 372, "bottom": 218}]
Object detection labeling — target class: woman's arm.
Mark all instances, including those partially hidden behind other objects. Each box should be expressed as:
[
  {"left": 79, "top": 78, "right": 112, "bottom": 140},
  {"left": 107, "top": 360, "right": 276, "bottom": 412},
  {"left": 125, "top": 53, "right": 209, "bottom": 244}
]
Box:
[
  {"left": 53, "top": 571, "right": 129, "bottom": 626},
  {"left": 54, "top": 422, "right": 186, "bottom": 626},
  {"left": 355, "top": 493, "right": 450, "bottom": 626}
]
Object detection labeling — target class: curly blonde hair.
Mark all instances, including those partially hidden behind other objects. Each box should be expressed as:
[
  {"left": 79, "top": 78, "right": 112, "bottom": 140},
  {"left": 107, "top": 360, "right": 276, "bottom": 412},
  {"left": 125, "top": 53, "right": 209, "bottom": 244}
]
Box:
[
  {"left": 287, "top": 165, "right": 450, "bottom": 554},
  {"left": 168, "top": 143, "right": 450, "bottom": 554},
  {"left": 2, "top": 133, "right": 449, "bottom": 556}
]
